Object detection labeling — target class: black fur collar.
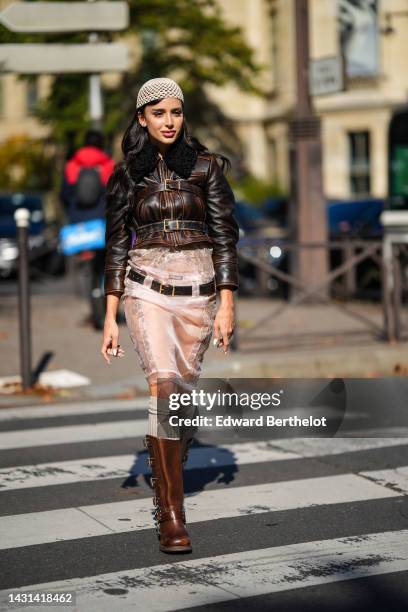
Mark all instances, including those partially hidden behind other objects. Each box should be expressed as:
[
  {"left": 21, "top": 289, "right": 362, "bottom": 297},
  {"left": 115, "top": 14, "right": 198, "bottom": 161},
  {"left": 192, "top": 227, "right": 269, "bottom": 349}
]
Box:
[{"left": 128, "top": 136, "right": 198, "bottom": 184}]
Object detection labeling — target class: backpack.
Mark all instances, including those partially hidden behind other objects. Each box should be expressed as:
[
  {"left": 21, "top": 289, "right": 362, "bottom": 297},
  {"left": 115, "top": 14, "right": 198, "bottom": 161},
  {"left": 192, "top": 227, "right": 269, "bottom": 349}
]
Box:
[{"left": 75, "top": 166, "right": 105, "bottom": 209}]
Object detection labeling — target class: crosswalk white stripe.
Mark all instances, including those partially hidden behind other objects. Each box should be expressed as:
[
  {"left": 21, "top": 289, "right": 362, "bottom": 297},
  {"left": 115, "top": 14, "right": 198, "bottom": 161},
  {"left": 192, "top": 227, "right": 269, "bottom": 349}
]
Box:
[
  {"left": 0, "top": 420, "right": 148, "bottom": 450},
  {"left": 1, "top": 437, "right": 407, "bottom": 490},
  {"left": 0, "top": 441, "right": 301, "bottom": 490},
  {"left": 0, "top": 398, "right": 148, "bottom": 422},
  {"left": 1, "top": 397, "right": 408, "bottom": 453},
  {"left": 0, "top": 529, "right": 407, "bottom": 611},
  {"left": 268, "top": 436, "right": 408, "bottom": 456},
  {"left": 360, "top": 465, "right": 408, "bottom": 493},
  {"left": 0, "top": 471, "right": 401, "bottom": 550}
]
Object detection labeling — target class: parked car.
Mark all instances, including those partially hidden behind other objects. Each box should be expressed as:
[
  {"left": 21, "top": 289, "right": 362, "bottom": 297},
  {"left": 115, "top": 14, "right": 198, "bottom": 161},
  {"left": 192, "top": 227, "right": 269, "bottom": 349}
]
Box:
[
  {"left": 0, "top": 193, "right": 64, "bottom": 279},
  {"left": 327, "top": 198, "right": 384, "bottom": 299},
  {"left": 327, "top": 198, "right": 383, "bottom": 238},
  {"left": 236, "top": 196, "right": 386, "bottom": 299},
  {"left": 235, "top": 199, "right": 288, "bottom": 297}
]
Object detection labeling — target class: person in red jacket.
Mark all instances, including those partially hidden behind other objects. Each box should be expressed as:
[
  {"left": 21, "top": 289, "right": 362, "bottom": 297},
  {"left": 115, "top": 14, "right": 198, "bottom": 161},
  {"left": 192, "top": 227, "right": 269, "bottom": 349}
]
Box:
[
  {"left": 60, "top": 130, "right": 116, "bottom": 328},
  {"left": 60, "top": 129, "right": 115, "bottom": 224}
]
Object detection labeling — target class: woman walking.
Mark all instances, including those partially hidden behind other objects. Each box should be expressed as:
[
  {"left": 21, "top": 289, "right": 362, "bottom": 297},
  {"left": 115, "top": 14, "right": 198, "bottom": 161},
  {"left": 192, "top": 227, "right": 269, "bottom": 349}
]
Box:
[{"left": 101, "top": 77, "right": 239, "bottom": 553}]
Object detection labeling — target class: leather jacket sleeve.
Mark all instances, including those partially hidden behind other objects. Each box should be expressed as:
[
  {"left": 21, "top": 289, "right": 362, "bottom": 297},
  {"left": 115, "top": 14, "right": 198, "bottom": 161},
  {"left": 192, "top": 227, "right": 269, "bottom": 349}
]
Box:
[
  {"left": 104, "top": 163, "right": 132, "bottom": 297},
  {"left": 205, "top": 154, "right": 240, "bottom": 291}
]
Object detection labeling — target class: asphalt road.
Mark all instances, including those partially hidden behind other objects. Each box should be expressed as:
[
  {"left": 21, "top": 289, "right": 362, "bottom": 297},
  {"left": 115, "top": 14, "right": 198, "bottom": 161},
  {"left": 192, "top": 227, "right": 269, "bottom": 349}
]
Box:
[{"left": 0, "top": 383, "right": 408, "bottom": 611}]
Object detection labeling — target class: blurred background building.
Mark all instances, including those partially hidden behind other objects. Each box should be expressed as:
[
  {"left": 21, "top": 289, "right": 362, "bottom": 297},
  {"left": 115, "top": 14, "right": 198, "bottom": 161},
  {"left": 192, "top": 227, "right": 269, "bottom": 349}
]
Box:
[
  {"left": 207, "top": 0, "right": 408, "bottom": 200},
  {"left": 0, "top": 0, "right": 407, "bottom": 200},
  {"left": 0, "top": 0, "right": 407, "bottom": 363}
]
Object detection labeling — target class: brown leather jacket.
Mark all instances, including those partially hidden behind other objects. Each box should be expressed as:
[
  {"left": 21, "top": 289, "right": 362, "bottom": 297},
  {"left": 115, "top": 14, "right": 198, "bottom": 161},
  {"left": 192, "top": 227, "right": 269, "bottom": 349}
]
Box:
[{"left": 104, "top": 139, "right": 240, "bottom": 297}]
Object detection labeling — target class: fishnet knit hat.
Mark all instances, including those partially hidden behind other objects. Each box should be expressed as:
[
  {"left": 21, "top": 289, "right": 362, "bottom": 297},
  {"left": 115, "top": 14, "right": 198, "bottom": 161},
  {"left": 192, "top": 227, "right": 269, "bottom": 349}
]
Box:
[{"left": 136, "top": 77, "right": 184, "bottom": 110}]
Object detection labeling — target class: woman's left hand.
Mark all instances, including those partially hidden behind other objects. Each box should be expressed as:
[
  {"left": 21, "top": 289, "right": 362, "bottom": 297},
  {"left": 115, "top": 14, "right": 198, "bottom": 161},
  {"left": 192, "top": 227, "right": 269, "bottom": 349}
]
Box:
[{"left": 213, "top": 289, "right": 235, "bottom": 354}]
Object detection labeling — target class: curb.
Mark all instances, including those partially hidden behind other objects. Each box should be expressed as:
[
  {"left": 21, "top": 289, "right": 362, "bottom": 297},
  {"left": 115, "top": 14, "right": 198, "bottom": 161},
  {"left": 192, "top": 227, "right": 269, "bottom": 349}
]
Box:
[{"left": 1, "top": 344, "right": 407, "bottom": 409}]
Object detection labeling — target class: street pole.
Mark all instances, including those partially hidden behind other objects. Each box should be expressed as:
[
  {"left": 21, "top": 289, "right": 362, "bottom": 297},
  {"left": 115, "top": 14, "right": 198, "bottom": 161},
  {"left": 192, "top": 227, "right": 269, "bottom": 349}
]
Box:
[
  {"left": 14, "top": 208, "right": 32, "bottom": 390},
  {"left": 88, "top": 0, "right": 104, "bottom": 129},
  {"left": 288, "top": 0, "right": 328, "bottom": 300}
]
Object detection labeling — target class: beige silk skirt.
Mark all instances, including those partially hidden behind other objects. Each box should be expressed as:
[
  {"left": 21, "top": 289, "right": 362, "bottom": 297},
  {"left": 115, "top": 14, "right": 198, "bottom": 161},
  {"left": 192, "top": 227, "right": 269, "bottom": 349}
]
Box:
[{"left": 122, "top": 246, "right": 217, "bottom": 387}]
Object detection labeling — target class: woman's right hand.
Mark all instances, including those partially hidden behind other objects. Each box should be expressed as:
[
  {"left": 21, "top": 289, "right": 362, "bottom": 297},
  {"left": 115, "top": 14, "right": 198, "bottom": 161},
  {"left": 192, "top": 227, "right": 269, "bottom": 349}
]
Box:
[{"left": 101, "top": 317, "right": 125, "bottom": 364}]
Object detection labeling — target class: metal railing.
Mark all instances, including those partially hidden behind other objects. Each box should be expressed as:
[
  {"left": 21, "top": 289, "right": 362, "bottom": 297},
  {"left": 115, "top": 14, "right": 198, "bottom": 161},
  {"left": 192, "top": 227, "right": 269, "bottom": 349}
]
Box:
[{"left": 233, "top": 238, "right": 406, "bottom": 350}]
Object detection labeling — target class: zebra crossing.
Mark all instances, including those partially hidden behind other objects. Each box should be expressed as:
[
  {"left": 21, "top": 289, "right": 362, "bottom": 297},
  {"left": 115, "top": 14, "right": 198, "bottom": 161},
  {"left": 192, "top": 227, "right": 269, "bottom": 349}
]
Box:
[{"left": 0, "top": 396, "right": 408, "bottom": 610}]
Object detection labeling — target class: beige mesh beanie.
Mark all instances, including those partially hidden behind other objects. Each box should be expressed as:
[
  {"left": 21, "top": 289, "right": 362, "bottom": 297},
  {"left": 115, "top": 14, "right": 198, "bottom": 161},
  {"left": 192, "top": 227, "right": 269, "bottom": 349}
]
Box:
[{"left": 136, "top": 77, "right": 184, "bottom": 110}]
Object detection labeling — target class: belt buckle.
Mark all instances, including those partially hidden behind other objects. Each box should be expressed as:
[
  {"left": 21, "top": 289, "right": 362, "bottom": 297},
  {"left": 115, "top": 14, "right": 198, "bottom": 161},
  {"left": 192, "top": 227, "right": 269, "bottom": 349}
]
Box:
[
  {"left": 158, "top": 281, "right": 176, "bottom": 296},
  {"left": 163, "top": 218, "right": 180, "bottom": 232},
  {"left": 164, "top": 178, "right": 181, "bottom": 191}
]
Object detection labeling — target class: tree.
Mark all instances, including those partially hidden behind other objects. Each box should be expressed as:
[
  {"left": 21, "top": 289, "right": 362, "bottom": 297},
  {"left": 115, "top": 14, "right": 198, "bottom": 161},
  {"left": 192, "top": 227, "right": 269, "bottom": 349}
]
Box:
[{"left": 0, "top": 0, "right": 265, "bottom": 164}]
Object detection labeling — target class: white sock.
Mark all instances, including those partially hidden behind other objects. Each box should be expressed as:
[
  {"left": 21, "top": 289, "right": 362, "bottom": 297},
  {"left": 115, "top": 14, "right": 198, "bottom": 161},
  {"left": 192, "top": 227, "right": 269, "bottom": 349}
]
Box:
[{"left": 147, "top": 395, "right": 180, "bottom": 439}]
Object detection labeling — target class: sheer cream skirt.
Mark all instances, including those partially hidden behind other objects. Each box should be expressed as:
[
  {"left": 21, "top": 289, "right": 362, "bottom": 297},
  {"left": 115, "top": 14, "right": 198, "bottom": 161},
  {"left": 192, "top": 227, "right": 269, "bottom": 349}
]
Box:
[{"left": 122, "top": 247, "right": 217, "bottom": 438}]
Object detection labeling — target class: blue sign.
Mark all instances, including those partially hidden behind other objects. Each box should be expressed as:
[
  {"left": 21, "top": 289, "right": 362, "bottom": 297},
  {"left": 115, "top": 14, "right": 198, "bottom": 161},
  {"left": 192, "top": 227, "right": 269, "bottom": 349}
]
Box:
[{"left": 60, "top": 219, "right": 106, "bottom": 255}]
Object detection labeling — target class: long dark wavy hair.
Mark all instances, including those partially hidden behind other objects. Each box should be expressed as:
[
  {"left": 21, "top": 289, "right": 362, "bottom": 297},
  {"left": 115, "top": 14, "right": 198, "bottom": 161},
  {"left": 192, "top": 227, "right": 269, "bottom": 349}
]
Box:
[
  {"left": 121, "top": 100, "right": 231, "bottom": 171},
  {"left": 106, "top": 99, "right": 231, "bottom": 222}
]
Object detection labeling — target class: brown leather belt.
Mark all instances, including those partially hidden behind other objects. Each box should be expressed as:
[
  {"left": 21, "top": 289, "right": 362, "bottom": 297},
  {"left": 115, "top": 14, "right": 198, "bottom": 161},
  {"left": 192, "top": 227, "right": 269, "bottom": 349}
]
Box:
[
  {"left": 136, "top": 218, "right": 208, "bottom": 238},
  {"left": 137, "top": 178, "right": 205, "bottom": 200},
  {"left": 127, "top": 267, "right": 216, "bottom": 296}
]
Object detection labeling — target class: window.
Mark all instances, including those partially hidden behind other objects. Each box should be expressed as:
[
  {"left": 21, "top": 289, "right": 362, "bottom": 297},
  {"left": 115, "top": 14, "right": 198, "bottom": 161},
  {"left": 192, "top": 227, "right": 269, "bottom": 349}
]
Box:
[
  {"left": 348, "top": 131, "right": 371, "bottom": 196},
  {"left": 339, "top": 0, "right": 379, "bottom": 79},
  {"left": 267, "top": 135, "right": 278, "bottom": 183},
  {"left": 26, "top": 78, "right": 38, "bottom": 114}
]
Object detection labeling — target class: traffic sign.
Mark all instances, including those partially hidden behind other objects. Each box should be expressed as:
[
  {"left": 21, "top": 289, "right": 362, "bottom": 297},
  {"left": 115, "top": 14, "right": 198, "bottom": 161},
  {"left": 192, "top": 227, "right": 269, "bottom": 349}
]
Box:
[
  {"left": 309, "top": 56, "right": 344, "bottom": 97},
  {"left": 0, "top": 2, "right": 129, "bottom": 33},
  {"left": 0, "top": 43, "right": 129, "bottom": 73}
]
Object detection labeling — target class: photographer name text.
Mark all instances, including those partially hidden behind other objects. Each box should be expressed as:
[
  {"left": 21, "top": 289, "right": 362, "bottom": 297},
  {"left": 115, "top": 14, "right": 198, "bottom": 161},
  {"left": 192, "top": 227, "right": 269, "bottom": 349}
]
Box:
[{"left": 168, "top": 415, "right": 327, "bottom": 428}]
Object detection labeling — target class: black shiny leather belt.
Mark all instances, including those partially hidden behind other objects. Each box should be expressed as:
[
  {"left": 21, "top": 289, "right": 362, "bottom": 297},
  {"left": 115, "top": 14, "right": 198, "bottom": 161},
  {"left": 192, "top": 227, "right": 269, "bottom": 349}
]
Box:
[
  {"left": 136, "top": 219, "right": 208, "bottom": 238},
  {"left": 127, "top": 267, "right": 216, "bottom": 296}
]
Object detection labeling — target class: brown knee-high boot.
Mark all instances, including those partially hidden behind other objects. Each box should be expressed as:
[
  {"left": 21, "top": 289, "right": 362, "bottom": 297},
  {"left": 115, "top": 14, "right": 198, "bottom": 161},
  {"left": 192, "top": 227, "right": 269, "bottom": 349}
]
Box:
[{"left": 144, "top": 434, "right": 192, "bottom": 553}]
